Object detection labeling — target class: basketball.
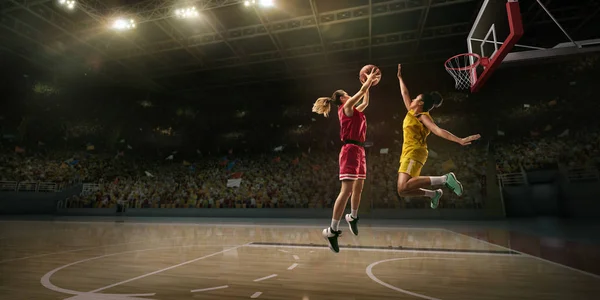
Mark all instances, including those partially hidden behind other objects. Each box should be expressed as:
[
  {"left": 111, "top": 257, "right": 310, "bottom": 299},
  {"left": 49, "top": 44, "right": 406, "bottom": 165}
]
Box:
[{"left": 359, "top": 64, "right": 381, "bottom": 86}]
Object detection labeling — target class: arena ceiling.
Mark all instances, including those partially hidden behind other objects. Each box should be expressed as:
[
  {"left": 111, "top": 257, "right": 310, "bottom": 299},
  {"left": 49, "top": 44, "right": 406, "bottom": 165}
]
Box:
[{"left": 1, "top": 0, "right": 598, "bottom": 94}]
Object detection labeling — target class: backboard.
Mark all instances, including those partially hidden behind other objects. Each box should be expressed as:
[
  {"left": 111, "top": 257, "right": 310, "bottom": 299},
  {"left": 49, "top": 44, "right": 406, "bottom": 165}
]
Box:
[
  {"left": 448, "top": 0, "right": 600, "bottom": 93},
  {"left": 464, "top": 0, "right": 523, "bottom": 93}
]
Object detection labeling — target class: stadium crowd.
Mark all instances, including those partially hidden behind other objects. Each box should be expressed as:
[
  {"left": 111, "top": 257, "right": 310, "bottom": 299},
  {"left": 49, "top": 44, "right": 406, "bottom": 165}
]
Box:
[
  {"left": 2, "top": 54, "right": 598, "bottom": 210},
  {"left": 2, "top": 118, "right": 589, "bottom": 211}
]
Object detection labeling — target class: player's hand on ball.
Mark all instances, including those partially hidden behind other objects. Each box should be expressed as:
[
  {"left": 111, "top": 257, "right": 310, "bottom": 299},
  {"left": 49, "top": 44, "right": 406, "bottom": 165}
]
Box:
[
  {"left": 366, "top": 68, "right": 379, "bottom": 81},
  {"left": 368, "top": 68, "right": 379, "bottom": 78},
  {"left": 459, "top": 134, "right": 481, "bottom": 146}
]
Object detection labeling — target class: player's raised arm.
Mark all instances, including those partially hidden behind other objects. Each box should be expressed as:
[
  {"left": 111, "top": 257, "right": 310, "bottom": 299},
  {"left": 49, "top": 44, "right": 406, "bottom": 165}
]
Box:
[
  {"left": 343, "top": 69, "right": 377, "bottom": 115},
  {"left": 397, "top": 64, "right": 412, "bottom": 111},
  {"left": 355, "top": 90, "right": 369, "bottom": 112},
  {"left": 418, "top": 114, "right": 481, "bottom": 146}
]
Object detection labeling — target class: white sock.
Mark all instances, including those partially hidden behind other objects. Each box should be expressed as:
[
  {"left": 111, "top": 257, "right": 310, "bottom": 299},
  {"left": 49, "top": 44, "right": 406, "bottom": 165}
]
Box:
[
  {"left": 420, "top": 189, "right": 437, "bottom": 199},
  {"left": 429, "top": 175, "right": 447, "bottom": 186},
  {"left": 351, "top": 209, "right": 358, "bottom": 218},
  {"left": 331, "top": 219, "right": 340, "bottom": 231}
]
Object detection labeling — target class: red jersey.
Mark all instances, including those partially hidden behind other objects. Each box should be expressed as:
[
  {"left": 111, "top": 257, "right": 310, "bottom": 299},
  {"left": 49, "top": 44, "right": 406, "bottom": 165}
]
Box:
[{"left": 338, "top": 106, "right": 367, "bottom": 143}]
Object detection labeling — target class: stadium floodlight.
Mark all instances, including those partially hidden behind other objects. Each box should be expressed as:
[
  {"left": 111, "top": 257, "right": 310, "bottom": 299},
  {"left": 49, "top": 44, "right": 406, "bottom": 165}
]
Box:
[
  {"left": 259, "top": 0, "right": 274, "bottom": 7},
  {"left": 175, "top": 6, "right": 199, "bottom": 19},
  {"left": 244, "top": 0, "right": 274, "bottom": 8},
  {"left": 58, "top": 0, "right": 76, "bottom": 10},
  {"left": 112, "top": 18, "right": 136, "bottom": 31}
]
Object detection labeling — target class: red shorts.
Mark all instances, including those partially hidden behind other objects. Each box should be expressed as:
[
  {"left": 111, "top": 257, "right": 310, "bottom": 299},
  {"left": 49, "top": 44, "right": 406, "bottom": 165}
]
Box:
[{"left": 339, "top": 144, "right": 366, "bottom": 181}]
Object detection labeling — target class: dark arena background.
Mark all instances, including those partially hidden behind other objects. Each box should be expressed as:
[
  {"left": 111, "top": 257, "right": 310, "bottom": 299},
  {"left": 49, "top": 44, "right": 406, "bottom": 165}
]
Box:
[{"left": 1, "top": 0, "right": 600, "bottom": 299}]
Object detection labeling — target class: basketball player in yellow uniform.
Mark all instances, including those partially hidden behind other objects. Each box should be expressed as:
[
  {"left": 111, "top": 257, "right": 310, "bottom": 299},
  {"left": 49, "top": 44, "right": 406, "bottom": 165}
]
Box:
[{"left": 396, "top": 64, "right": 481, "bottom": 208}]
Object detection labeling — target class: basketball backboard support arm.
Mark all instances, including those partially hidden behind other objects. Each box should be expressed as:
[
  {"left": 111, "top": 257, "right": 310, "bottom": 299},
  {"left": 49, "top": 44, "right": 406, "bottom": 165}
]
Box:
[
  {"left": 535, "top": 0, "right": 580, "bottom": 49},
  {"left": 469, "top": 38, "right": 545, "bottom": 51},
  {"left": 469, "top": 0, "right": 523, "bottom": 93},
  {"left": 503, "top": 44, "right": 600, "bottom": 64}
]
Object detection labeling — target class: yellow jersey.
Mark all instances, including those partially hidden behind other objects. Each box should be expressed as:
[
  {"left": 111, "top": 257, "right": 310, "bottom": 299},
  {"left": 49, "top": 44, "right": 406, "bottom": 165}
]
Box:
[{"left": 401, "top": 110, "right": 431, "bottom": 164}]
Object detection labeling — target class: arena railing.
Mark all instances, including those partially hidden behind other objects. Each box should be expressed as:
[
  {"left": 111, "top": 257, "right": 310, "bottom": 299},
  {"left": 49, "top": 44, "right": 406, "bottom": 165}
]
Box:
[
  {"left": 37, "top": 182, "right": 59, "bottom": 192},
  {"left": 17, "top": 182, "right": 38, "bottom": 192},
  {"left": 0, "top": 181, "right": 18, "bottom": 192},
  {"left": 81, "top": 183, "right": 101, "bottom": 195},
  {"left": 497, "top": 172, "right": 527, "bottom": 186},
  {"left": 565, "top": 166, "right": 599, "bottom": 183},
  {"left": 497, "top": 171, "right": 527, "bottom": 218},
  {"left": 0, "top": 181, "right": 60, "bottom": 193},
  {"left": 19, "top": 181, "right": 59, "bottom": 192}
]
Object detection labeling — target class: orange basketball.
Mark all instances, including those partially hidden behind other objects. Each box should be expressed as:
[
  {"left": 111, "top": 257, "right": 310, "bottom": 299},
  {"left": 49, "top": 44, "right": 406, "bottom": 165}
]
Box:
[{"left": 359, "top": 64, "right": 381, "bottom": 86}]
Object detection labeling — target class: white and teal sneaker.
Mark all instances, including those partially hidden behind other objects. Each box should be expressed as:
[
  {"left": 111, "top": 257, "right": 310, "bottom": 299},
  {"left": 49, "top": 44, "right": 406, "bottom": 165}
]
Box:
[
  {"left": 430, "top": 189, "right": 443, "bottom": 209},
  {"left": 444, "top": 172, "right": 464, "bottom": 196}
]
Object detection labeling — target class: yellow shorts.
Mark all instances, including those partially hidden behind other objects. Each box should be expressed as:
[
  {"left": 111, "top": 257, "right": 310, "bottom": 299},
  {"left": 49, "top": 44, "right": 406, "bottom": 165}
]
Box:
[{"left": 398, "top": 158, "right": 424, "bottom": 178}]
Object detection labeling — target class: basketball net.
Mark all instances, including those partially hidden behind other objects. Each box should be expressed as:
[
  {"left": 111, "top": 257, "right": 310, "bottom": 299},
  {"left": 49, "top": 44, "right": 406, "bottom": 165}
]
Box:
[{"left": 445, "top": 53, "right": 488, "bottom": 90}]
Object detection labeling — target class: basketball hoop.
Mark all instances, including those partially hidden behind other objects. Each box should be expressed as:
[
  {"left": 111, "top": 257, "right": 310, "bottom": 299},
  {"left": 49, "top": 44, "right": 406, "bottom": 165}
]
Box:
[{"left": 445, "top": 53, "right": 488, "bottom": 90}]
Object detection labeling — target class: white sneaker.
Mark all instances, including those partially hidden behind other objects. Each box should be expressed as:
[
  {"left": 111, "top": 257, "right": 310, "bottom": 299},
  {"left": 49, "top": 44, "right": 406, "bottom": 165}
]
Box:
[
  {"left": 345, "top": 214, "right": 359, "bottom": 236},
  {"left": 322, "top": 227, "right": 342, "bottom": 253}
]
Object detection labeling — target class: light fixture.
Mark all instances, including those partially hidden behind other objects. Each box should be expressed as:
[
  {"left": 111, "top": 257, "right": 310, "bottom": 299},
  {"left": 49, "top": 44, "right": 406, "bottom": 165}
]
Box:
[
  {"left": 58, "top": 0, "right": 76, "bottom": 10},
  {"left": 112, "top": 18, "right": 136, "bottom": 31},
  {"left": 244, "top": 0, "right": 275, "bottom": 8},
  {"left": 175, "top": 6, "right": 199, "bottom": 19},
  {"left": 259, "top": 0, "right": 274, "bottom": 7}
]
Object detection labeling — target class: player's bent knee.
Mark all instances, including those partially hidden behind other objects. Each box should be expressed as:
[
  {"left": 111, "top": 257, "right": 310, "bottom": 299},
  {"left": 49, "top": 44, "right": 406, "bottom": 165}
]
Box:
[{"left": 397, "top": 185, "right": 408, "bottom": 196}]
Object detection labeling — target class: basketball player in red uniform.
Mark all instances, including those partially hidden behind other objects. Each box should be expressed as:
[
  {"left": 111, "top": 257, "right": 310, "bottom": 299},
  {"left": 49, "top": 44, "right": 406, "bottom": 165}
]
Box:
[{"left": 312, "top": 69, "right": 379, "bottom": 253}]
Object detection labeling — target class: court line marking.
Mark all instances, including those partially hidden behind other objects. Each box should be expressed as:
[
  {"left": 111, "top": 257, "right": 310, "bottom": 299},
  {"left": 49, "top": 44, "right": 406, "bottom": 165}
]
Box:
[
  {"left": 40, "top": 244, "right": 244, "bottom": 296},
  {"left": 253, "top": 274, "right": 277, "bottom": 282},
  {"left": 190, "top": 285, "right": 229, "bottom": 293},
  {"left": 62, "top": 292, "right": 155, "bottom": 299},
  {"left": 251, "top": 242, "right": 520, "bottom": 255},
  {"left": 278, "top": 249, "right": 290, "bottom": 253},
  {"left": 251, "top": 291, "right": 262, "bottom": 298},
  {"left": 443, "top": 229, "right": 600, "bottom": 280},
  {"left": 89, "top": 244, "right": 249, "bottom": 293},
  {"left": 293, "top": 255, "right": 300, "bottom": 260},
  {"left": 0, "top": 236, "right": 189, "bottom": 264},
  {"left": 366, "top": 257, "right": 464, "bottom": 300},
  {"left": 287, "top": 263, "right": 299, "bottom": 270},
  {"left": 246, "top": 244, "right": 521, "bottom": 257}
]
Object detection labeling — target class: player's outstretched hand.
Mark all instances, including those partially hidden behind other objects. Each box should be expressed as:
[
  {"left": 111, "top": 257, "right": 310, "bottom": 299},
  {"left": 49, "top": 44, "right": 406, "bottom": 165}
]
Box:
[
  {"left": 459, "top": 134, "right": 481, "bottom": 146},
  {"left": 365, "top": 69, "right": 380, "bottom": 87},
  {"left": 366, "top": 68, "right": 379, "bottom": 79},
  {"left": 397, "top": 64, "right": 402, "bottom": 78}
]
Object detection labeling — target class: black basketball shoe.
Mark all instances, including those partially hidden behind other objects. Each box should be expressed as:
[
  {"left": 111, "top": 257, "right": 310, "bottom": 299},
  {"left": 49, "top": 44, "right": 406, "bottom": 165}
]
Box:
[
  {"left": 322, "top": 227, "right": 342, "bottom": 253},
  {"left": 345, "top": 214, "right": 359, "bottom": 236}
]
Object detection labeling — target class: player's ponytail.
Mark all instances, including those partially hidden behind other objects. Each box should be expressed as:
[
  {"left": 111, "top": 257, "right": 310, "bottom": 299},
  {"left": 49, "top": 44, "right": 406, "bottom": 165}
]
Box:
[
  {"left": 312, "top": 90, "right": 345, "bottom": 117},
  {"left": 312, "top": 97, "right": 333, "bottom": 117}
]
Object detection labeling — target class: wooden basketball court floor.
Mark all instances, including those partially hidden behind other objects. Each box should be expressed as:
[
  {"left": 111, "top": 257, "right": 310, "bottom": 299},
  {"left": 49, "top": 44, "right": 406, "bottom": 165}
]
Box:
[{"left": 1, "top": 218, "right": 599, "bottom": 299}]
